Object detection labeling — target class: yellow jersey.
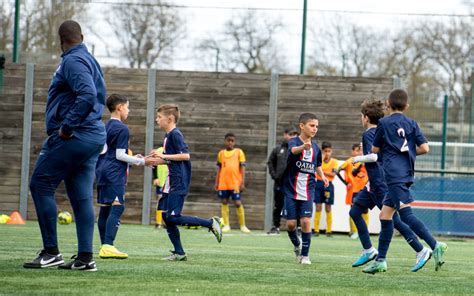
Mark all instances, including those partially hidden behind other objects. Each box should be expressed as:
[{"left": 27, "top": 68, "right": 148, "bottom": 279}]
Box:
[
  {"left": 316, "top": 158, "right": 339, "bottom": 181},
  {"left": 217, "top": 148, "right": 246, "bottom": 190}
]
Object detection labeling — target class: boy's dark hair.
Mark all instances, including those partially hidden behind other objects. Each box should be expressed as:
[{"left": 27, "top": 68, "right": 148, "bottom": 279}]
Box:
[
  {"left": 106, "top": 94, "right": 128, "bottom": 112},
  {"left": 352, "top": 143, "right": 361, "bottom": 150},
  {"left": 157, "top": 104, "right": 180, "bottom": 123},
  {"left": 225, "top": 132, "right": 236, "bottom": 139},
  {"left": 388, "top": 89, "right": 408, "bottom": 111},
  {"left": 298, "top": 113, "right": 318, "bottom": 124},
  {"left": 361, "top": 98, "right": 385, "bottom": 125},
  {"left": 322, "top": 141, "right": 332, "bottom": 150}
]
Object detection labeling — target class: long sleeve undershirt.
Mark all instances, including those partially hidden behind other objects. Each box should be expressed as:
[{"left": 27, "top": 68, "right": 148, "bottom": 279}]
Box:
[{"left": 116, "top": 148, "right": 145, "bottom": 166}]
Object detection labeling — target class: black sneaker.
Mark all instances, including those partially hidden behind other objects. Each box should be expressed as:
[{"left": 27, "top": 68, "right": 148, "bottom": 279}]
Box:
[
  {"left": 23, "top": 250, "right": 64, "bottom": 269},
  {"left": 58, "top": 255, "right": 97, "bottom": 272},
  {"left": 267, "top": 227, "right": 280, "bottom": 235},
  {"left": 326, "top": 232, "right": 333, "bottom": 237}
]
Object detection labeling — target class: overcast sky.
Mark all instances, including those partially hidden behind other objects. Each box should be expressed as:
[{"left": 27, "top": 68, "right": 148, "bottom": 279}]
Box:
[{"left": 80, "top": 0, "right": 471, "bottom": 73}]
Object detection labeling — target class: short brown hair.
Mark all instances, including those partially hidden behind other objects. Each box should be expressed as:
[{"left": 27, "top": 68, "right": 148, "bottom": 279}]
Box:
[
  {"left": 361, "top": 98, "right": 385, "bottom": 125},
  {"left": 298, "top": 113, "right": 318, "bottom": 124},
  {"left": 388, "top": 89, "right": 408, "bottom": 111},
  {"left": 157, "top": 104, "right": 180, "bottom": 123},
  {"left": 106, "top": 94, "right": 128, "bottom": 112}
]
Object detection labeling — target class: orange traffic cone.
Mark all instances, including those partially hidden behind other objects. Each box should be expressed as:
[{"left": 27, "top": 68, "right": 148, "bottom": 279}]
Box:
[{"left": 6, "top": 211, "right": 26, "bottom": 225}]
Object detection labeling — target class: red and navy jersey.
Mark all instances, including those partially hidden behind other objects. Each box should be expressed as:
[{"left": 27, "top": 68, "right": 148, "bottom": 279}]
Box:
[
  {"left": 95, "top": 119, "right": 129, "bottom": 186},
  {"left": 362, "top": 127, "right": 388, "bottom": 196},
  {"left": 162, "top": 128, "right": 191, "bottom": 194},
  {"left": 373, "top": 113, "right": 427, "bottom": 185},
  {"left": 283, "top": 137, "right": 322, "bottom": 201}
]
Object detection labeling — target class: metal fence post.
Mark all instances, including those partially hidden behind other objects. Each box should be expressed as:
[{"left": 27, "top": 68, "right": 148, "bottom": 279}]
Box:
[
  {"left": 19, "top": 63, "right": 34, "bottom": 218},
  {"left": 264, "top": 72, "right": 279, "bottom": 231},
  {"left": 392, "top": 76, "right": 401, "bottom": 89},
  {"left": 441, "top": 95, "right": 448, "bottom": 176},
  {"left": 142, "top": 69, "right": 157, "bottom": 225}
]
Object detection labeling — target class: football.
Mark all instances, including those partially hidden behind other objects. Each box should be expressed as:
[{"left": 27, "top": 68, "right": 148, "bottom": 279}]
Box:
[{"left": 58, "top": 211, "right": 73, "bottom": 225}]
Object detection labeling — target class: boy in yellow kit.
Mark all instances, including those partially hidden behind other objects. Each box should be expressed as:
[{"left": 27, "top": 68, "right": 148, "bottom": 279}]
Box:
[
  {"left": 314, "top": 142, "right": 339, "bottom": 237},
  {"left": 152, "top": 147, "right": 168, "bottom": 228},
  {"left": 215, "top": 133, "right": 251, "bottom": 233}
]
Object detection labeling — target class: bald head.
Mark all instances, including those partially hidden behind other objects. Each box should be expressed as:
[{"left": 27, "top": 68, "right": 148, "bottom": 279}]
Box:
[{"left": 58, "top": 20, "right": 83, "bottom": 51}]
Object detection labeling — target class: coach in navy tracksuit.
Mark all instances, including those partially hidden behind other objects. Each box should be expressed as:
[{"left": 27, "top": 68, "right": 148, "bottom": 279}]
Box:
[{"left": 24, "top": 21, "right": 106, "bottom": 271}]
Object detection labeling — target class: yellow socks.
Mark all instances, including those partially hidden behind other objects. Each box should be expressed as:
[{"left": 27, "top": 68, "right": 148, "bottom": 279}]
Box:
[
  {"left": 362, "top": 212, "right": 369, "bottom": 227},
  {"left": 349, "top": 217, "right": 357, "bottom": 234},
  {"left": 326, "top": 211, "right": 333, "bottom": 233},
  {"left": 156, "top": 210, "right": 163, "bottom": 225},
  {"left": 236, "top": 205, "right": 246, "bottom": 227},
  {"left": 221, "top": 204, "right": 230, "bottom": 226},
  {"left": 314, "top": 211, "right": 321, "bottom": 232}
]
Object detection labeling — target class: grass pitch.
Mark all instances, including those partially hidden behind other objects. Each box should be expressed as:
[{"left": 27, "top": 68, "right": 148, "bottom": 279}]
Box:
[{"left": 0, "top": 222, "right": 473, "bottom": 295}]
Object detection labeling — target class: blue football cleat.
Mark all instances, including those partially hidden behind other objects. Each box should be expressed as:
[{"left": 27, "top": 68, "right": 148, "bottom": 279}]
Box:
[
  {"left": 352, "top": 249, "right": 378, "bottom": 267},
  {"left": 411, "top": 247, "right": 432, "bottom": 272}
]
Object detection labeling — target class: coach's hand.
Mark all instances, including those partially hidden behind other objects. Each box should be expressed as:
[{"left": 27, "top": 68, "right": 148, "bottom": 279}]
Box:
[{"left": 59, "top": 129, "right": 73, "bottom": 140}]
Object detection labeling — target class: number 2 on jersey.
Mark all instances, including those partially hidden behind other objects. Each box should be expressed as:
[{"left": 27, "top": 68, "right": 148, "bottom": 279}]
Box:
[{"left": 397, "top": 128, "right": 409, "bottom": 152}]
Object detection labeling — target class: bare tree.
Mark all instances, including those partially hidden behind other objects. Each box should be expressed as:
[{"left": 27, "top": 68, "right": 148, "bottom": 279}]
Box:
[
  {"left": 107, "top": 1, "right": 184, "bottom": 69},
  {"left": 308, "top": 15, "right": 385, "bottom": 77},
  {"left": 198, "top": 11, "right": 286, "bottom": 73},
  {"left": 19, "top": 0, "right": 87, "bottom": 63},
  {"left": 416, "top": 18, "right": 472, "bottom": 103},
  {"left": 1, "top": 3, "right": 13, "bottom": 53},
  {"left": 376, "top": 29, "right": 444, "bottom": 98}
]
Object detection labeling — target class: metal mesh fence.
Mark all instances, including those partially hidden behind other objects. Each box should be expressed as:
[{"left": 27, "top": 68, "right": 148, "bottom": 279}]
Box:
[{"left": 407, "top": 93, "right": 474, "bottom": 236}]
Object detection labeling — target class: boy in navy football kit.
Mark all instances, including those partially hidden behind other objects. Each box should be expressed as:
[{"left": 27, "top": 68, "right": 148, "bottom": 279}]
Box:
[
  {"left": 153, "top": 104, "right": 222, "bottom": 261},
  {"left": 95, "top": 94, "right": 158, "bottom": 259},
  {"left": 349, "top": 99, "right": 430, "bottom": 272},
  {"left": 283, "top": 113, "right": 329, "bottom": 265},
  {"left": 363, "top": 90, "right": 447, "bottom": 274}
]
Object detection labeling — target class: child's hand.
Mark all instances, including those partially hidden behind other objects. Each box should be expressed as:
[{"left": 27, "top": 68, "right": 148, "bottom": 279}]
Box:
[
  {"left": 240, "top": 183, "right": 246, "bottom": 193},
  {"left": 303, "top": 140, "right": 312, "bottom": 150},
  {"left": 153, "top": 151, "right": 164, "bottom": 159},
  {"left": 153, "top": 179, "right": 160, "bottom": 186},
  {"left": 144, "top": 156, "right": 161, "bottom": 167},
  {"left": 322, "top": 177, "right": 329, "bottom": 188}
]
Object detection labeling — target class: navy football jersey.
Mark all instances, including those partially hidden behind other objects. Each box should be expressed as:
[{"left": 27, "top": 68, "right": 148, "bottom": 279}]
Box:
[
  {"left": 162, "top": 128, "right": 191, "bottom": 194},
  {"left": 96, "top": 119, "right": 129, "bottom": 186},
  {"left": 283, "top": 137, "right": 322, "bottom": 201},
  {"left": 361, "top": 127, "right": 388, "bottom": 196},
  {"left": 373, "top": 113, "right": 427, "bottom": 185}
]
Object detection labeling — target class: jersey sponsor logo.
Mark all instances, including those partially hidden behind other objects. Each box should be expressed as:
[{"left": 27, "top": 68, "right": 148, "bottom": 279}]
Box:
[{"left": 296, "top": 160, "right": 316, "bottom": 174}]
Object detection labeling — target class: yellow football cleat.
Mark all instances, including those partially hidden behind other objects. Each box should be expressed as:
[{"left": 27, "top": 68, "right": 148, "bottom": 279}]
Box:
[{"left": 99, "top": 244, "right": 128, "bottom": 259}]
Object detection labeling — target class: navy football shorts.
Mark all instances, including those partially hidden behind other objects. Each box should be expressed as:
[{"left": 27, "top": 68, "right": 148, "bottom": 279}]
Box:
[
  {"left": 97, "top": 185, "right": 125, "bottom": 204},
  {"left": 383, "top": 182, "right": 414, "bottom": 210}
]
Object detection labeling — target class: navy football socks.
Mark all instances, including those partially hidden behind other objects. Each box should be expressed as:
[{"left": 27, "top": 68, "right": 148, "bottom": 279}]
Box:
[
  {"left": 287, "top": 229, "right": 300, "bottom": 247},
  {"left": 392, "top": 212, "right": 424, "bottom": 252},
  {"left": 104, "top": 205, "right": 124, "bottom": 245},
  {"left": 399, "top": 207, "right": 437, "bottom": 250},
  {"left": 376, "top": 219, "right": 394, "bottom": 261},
  {"left": 349, "top": 203, "right": 372, "bottom": 250},
  {"left": 166, "top": 215, "right": 212, "bottom": 228},
  {"left": 163, "top": 216, "right": 185, "bottom": 255},
  {"left": 301, "top": 232, "right": 312, "bottom": 257},
  {"left": 98, "top": 206, "right": 111, "bottom": 245}
]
